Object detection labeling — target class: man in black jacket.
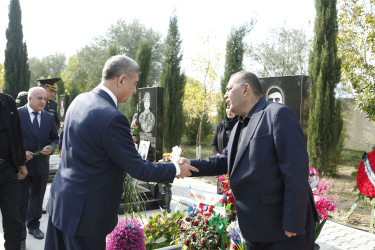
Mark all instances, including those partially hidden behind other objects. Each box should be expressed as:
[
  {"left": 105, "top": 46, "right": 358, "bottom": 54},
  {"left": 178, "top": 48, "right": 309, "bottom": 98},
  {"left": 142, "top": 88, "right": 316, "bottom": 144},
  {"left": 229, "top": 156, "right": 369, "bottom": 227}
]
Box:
[{"left": 0, "top": 93, "right": 28, "bottom": 250}]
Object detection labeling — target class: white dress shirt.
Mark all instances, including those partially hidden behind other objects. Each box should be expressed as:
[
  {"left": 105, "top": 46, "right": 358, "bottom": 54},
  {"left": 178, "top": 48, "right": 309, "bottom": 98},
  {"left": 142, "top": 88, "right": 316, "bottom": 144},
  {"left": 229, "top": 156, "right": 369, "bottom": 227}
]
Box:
[{"left": 27, "top": 104, "right": 41, "bottom": 127}]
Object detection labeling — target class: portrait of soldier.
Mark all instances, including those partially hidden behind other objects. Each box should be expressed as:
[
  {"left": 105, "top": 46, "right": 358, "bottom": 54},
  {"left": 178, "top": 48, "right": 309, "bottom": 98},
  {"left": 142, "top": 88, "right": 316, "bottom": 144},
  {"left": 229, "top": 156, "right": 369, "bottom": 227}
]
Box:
[{"left": 139, "top": 91, "right": 155, "bottom": 133}]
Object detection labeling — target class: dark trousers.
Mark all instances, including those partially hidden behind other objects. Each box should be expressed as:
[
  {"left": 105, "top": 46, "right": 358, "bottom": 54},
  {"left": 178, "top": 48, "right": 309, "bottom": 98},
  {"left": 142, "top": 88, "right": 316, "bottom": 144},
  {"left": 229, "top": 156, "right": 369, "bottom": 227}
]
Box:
[
  {"left": 0, "top": 161, "right": 22, "bottom": 250},
  {"left": 18, "top": 173, "right": 48, "bottom": 239},
  {"left": 246, "top": 204, "right": 316, "bottom": 250},
  {"left": 45, "top": 216, "right": 106, "bottom": 250}
]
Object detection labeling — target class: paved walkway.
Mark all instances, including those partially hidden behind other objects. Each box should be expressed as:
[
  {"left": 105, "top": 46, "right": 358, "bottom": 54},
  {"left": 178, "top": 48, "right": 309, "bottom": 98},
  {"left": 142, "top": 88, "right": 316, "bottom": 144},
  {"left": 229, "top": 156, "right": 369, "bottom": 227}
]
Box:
[{"left": 1, "top": 176, "right": 375, "bottom": 249}]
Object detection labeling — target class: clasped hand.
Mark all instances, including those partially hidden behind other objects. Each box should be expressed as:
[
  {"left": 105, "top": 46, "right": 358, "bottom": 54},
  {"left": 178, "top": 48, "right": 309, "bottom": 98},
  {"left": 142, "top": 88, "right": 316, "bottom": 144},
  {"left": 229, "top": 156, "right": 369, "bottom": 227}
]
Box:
[{"left": 175, "top": 157, "right": 198, "bottom": 179}]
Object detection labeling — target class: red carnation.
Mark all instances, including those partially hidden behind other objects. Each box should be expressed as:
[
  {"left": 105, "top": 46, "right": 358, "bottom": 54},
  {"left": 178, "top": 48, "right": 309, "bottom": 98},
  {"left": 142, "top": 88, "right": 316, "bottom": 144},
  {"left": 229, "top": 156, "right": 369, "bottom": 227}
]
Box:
[
  {"left": 185, "top": 217, "right": 191, "bottom": 222},
  {"left": 185, "top": 239, "right": 190, "bottom": 245},
  {"left": 200, "top": 239, "right": 207, "bottom": 245},
  {"left": 228, "top": 196, "right": 235, "bottom": 204},
  {"left": 191, "top": 232, "right": 196, "bottom": 239},
  {"left": 135, "top": 122, "right": 139, "bottom": 126},
  {"left": 357, "top": 149, "right": 375, "bottom": 198},
  {"left": 193, "top": 220, "right": 199, "bottom": 226}
]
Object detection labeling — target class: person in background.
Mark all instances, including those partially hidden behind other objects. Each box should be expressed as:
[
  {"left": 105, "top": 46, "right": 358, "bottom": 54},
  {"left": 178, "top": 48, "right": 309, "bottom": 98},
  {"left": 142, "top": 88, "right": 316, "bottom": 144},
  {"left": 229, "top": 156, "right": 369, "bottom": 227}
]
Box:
[
  {"left": 0, "top": 92, "right": 28, "bottom": 250},
  {"left": 37, "top": 78, "right": 61, "bottom": 130},
  {"left": 212, "top": 105, "right": 238, "bottom": 155},
  {"left": 17, "top": 87, "right": 59, "bottom": 247}
]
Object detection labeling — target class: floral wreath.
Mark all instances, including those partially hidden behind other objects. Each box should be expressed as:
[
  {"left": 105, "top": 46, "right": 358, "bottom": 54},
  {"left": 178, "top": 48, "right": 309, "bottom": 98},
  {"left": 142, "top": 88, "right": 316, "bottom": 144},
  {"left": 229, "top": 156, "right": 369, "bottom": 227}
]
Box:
[{"left": 357, "top": 149, "right": 375, "bottom": 198}]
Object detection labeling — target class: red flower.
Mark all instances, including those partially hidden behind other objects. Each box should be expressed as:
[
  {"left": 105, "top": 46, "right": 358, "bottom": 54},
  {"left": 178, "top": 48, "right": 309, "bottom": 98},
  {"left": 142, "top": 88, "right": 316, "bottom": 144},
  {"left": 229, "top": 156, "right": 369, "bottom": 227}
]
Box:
[
  {"left": 185, "top": 217, "right": 191, "bottom": 222},
  {"left": 200, "top": 239, "right": 207, "bottom": 245},
  {"left": 135, "top": 122, "right": 139, "bottom": 126},
  {"left": 191, "top": 232, "right": 196, "bottom": 239},
  {"left": 228, "top": 196, "right": 235, "bottom": 204},
  {"left": 185, "top": 239, "right": 190, "bottom": 245},
  {"left": 192, "top": 220, "right": 199, "bottom": 226}
]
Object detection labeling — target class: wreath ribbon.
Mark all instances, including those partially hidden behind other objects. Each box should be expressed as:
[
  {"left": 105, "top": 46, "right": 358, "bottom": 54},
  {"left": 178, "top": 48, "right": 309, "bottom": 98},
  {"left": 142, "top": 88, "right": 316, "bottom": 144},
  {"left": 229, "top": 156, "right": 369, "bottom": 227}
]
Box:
[
  {"left": 364, "top": 155, "right": 375, "bottom": 189},
  {"left": 209, "top": 212, "right": 228, "bottom": 250}
]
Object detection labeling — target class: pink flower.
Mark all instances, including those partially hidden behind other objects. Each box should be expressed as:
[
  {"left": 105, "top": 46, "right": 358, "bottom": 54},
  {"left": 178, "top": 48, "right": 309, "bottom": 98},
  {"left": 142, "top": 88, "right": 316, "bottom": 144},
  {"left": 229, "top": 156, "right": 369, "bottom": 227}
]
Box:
[{"left": 309, "top": 167, "right": 318, "bottom": 175}]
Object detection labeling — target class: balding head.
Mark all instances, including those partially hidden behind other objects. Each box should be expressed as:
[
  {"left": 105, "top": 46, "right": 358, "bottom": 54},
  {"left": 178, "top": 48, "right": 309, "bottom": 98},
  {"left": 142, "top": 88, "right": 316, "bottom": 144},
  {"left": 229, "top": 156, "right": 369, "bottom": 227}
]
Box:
[{"left": 28, "top": 87, "right": 47, "bottom": 112}]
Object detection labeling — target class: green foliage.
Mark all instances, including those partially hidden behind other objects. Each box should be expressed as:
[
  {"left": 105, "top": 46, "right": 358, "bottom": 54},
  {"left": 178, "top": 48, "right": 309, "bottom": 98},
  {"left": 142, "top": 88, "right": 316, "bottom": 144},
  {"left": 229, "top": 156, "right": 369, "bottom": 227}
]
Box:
[
  {"left": 247, "top": 27, "right": 310, "bottom": 78},
  {"left": 184, "top": 116, "right": 212, "bottom": 145},
  {"left": 160, "top": 14, "right": 186, "bottom": 151},
  {"left": 338, "top": 0, "right": 375, "bottom": 121},
  {"left": 122, "top": 175, "right": 146, "bottom": 217},
  {"left": 218, "top": 23, "right": 253, "bottom": 121},
  {"left": 307, "top": 0, "right": 344, "bottom": 174},
  {"left": 29, "top": 53, "right": 66, "bottom": 87},
  {"left": 128, "top": 39, "right": 153, "bottom": 118},
  {"left": 4, "top": 0, "right": 30, "bottom": 98},
  {"left": 0, "top": 64, "right": 4, "bottom": 92},
  {"left": 180, "top": 135, "right": 214, "bottom": 160}
]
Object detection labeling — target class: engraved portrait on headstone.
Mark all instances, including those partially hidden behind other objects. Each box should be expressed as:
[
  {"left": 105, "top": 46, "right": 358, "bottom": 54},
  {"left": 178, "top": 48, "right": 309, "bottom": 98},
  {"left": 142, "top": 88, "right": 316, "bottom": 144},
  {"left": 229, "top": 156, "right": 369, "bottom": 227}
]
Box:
[
  {"left": 139, "top": 91, "right": 155, "bottom": 133},
  {"left": 267, "top": 87, "right": 284, "bottom": 104}
]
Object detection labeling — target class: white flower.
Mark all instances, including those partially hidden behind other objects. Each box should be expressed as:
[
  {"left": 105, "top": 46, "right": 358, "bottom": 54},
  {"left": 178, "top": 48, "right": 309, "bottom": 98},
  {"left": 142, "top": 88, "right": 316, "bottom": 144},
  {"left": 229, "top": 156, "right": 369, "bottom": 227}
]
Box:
[{"left": 170, "top": 146, "right": 182, "bottom": 161}]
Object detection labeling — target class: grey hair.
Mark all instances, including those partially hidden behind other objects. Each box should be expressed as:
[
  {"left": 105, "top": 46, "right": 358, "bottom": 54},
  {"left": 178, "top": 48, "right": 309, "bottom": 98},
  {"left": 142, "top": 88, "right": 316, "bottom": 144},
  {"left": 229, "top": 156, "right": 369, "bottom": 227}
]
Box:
[
  {"left": 28, "top": 87, "right": 46, "bottom": 100},
  {"left": 102, "top": 55, "right": 141, "bottom": 81},
  {"left": 231, "top": 71, "right": 264, "bottom": 97}
]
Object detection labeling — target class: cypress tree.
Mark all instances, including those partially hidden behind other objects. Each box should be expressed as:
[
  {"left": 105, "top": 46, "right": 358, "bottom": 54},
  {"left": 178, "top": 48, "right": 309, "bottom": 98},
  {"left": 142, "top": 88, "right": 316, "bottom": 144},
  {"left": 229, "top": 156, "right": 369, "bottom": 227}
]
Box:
[
  {"left": 4, "top": 0, "right": 30, "bottom": 98},
  {"left": 218, "top": 24, "right": 249, "bottom": 120},
  {"left": 307, "top": 0, "right": 343, "bottom": 174},
  {"left": 160, "top": 14, "right": 186, "bottom": 151},
  {"left": 129, "top": 40, "right": 153, "bottom": 117}
]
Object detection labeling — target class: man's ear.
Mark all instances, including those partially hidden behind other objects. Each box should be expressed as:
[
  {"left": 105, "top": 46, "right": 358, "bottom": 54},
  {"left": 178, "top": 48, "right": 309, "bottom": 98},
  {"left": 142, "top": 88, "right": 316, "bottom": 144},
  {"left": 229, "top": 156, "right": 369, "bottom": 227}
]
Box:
[
  {"left": 243, "top": 83, "right": 250, "bottom": 96},
  {"left": 118, "top": 75, "right": 127, "bottom": 87}
]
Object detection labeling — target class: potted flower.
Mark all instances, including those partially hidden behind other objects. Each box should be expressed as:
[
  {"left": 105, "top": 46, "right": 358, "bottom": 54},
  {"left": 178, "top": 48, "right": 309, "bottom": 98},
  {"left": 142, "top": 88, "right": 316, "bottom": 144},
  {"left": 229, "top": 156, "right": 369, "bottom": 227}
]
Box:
[
  {"left": 106, "top": 217, "right": 145, "bottom": 250},
  {"left": 309, "top": 167, "right": 339, "bottom": 249},
  {"left": 217, "top": 174, "right": 236, "bottom": 222}
]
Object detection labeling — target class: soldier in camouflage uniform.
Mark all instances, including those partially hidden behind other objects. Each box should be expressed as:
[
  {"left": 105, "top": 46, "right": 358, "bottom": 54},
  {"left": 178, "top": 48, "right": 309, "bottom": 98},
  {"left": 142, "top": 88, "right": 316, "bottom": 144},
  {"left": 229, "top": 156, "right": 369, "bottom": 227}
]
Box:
[{"left": 37, "top": 78, "right": 61, "bottom": 130}]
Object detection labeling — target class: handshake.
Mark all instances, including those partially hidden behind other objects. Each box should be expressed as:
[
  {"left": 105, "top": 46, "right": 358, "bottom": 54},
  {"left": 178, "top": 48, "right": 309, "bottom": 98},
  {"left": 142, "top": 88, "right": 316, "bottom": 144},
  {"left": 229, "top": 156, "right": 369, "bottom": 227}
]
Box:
[{"left": 175, "top": 158, "right": 199, "bottom": 179}]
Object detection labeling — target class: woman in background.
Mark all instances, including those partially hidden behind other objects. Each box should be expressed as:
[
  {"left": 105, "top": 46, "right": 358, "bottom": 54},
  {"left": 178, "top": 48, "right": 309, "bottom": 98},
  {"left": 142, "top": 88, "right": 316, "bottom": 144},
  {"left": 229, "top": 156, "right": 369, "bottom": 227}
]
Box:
[{"left": 212, "top": 105, "right": 238, "bottom": 155}]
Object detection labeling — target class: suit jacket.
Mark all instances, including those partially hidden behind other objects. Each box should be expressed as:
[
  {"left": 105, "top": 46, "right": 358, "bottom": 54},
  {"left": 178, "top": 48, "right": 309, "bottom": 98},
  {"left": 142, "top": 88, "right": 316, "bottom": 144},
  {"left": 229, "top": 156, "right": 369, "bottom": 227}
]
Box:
[
  {"left": 47, "top": 87, "right": 176, "bottom": 237},
  {"left": 18, "top": 105, "right": 59, "bottom": 176},
  {"left": 0, "top": 93, "right": 25, "bottom": 169},
  {"left": 191, "top": 98, "right": 318, "bottom": 243}
]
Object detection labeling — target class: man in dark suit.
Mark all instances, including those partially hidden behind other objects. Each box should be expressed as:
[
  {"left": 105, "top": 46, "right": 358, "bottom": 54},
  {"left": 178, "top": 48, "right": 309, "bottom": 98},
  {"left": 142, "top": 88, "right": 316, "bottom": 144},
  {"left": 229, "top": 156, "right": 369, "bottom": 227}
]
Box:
[
  {"left": 17, "top": 87, "right": 59, "bottom": 246},
  {"left": 180, "top": 71, "right": 318, "bottom": 249},
  {"left": 44, "top": 55, "right": 197, "bottom": 250},
  {"left": 0, "top": 93, "right": 28, "bottom": 250}
]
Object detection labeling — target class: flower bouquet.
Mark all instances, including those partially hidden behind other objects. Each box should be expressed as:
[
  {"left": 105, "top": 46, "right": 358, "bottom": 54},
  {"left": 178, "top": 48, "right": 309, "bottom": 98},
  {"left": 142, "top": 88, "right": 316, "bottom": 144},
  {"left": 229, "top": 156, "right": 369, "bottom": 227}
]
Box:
[
  {"left": 226, "top": 221, "right": 245, "bottom": 250},
  {"left": 106, "top": 217, "right": 145, "bottom": 250},
  {"left": 309, "top": 167, "right": 339, "bottom": 241},
  {"left": 131, "top": 122, "right": 139, "bottom": 136},
  {"left": 175, "top": 211, "right": 228, "bottom": 250},
  {"left": 144, "top": 209, "right": 185, "bottom": 249},
  {"left": 217, "top": 174, "right": 236, "bottom": 222}
]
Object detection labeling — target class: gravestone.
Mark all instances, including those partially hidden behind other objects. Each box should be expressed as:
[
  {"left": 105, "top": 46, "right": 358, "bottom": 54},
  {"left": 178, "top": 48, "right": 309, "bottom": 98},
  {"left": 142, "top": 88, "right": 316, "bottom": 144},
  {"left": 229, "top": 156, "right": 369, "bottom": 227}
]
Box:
[
  {"left": 137, "top": 87, "right": 164, "bottom": 162},
  {"left": 126, "top": 87, "right": 171, "bottom": 212},
  {"left": 259, "top": 75, "right": 310, "bottom": 140},
  {"left": 58, "top": 94, "right": 67, "bottom": 122}
]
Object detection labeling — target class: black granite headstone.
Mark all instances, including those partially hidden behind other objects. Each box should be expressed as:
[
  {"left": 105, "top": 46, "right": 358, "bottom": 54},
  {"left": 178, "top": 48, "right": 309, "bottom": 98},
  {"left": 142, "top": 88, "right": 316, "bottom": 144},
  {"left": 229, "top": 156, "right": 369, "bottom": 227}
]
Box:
[
  {"left": 259, "top": 75, "right": 310, "bottom": 140},
  {"left": 138, "top": 87, "right": 164, "bottom": 162}
]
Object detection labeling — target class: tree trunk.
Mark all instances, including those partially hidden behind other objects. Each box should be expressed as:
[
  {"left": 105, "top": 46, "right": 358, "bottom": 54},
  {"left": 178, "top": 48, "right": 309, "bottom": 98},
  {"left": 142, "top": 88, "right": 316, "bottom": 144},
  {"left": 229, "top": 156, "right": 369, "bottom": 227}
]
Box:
[{"left": 195, "top": 115, "right": 203, "bottom": 159}]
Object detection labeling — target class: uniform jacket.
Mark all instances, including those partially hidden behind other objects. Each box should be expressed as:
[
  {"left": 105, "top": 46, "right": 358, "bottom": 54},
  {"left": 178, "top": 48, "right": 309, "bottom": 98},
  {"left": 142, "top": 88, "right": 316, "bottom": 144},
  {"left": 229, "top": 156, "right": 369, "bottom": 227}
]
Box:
[
  {"left": 45, "top": 99, "right": 60, "bottom": 130},
  {"left": 18, "top": 105, "right": 59, "bottom": 176},
  {"left": 47, "top": 87, "right": 176, "bottom": 237},
  {"left": 0, "top": 93, "right": 26, "bottom": 169},
  {"left": 191, "top": 98, "right": 318, "bottom": 243}
]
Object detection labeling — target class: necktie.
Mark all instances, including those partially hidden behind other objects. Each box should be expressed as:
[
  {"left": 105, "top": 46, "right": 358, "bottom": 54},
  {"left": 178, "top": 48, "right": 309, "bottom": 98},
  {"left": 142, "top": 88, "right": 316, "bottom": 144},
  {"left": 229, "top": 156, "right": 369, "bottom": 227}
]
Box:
[{"left": 32, "top": 112, "right": 39, "bottom": 136}]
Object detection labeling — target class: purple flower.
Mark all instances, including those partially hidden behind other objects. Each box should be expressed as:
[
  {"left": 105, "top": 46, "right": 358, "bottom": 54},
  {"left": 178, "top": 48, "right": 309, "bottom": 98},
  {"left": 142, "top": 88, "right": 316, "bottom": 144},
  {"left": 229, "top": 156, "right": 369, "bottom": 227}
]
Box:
[
  {"left": 151, "top": 229, "right": 155, "bottom": 233},
  {"left": 106, "top": 218, "right": 145, "bottom": 250},
  {"left": 157, "top": 221, "right": 161, "bottom": 226},
  {"left": 147, "top": 224, "right": 151, "bottom": 228}
]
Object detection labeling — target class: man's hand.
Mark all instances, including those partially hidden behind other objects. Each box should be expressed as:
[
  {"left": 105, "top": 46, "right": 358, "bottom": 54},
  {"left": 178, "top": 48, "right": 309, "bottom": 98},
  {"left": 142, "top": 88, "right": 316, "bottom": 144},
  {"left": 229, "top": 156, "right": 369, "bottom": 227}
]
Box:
[
  {"left": 18, "top": 165, "right": 28, "bottom": 180},
  {"left": 285, "top": 231, "right": 297, "bottom": 237},
  {"left": 176, "top": 157, "right": 198, "bottom": 179},
  {"left": 26, "top": 151, "right": 33, "bottom": 162},
  {"left": 41, "top": 145, "right": 53, "bottom": 155}
]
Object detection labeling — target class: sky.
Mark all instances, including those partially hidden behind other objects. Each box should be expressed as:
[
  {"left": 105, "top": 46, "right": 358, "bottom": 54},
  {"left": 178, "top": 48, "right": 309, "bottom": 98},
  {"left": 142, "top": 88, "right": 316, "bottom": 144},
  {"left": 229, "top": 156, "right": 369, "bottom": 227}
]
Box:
[{"left": 0, "top": 0, "right": 316, "bottom": 77}]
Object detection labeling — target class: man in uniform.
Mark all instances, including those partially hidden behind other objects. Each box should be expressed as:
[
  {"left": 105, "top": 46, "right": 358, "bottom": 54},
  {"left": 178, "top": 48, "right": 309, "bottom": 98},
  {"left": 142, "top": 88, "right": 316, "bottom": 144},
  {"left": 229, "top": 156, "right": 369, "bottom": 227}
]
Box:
[
  {"left": 15, "top": 91, "right": 28, "bottom": 108},
  {"left": 37, "top": 78, "right": 61, "bottom": 130}
]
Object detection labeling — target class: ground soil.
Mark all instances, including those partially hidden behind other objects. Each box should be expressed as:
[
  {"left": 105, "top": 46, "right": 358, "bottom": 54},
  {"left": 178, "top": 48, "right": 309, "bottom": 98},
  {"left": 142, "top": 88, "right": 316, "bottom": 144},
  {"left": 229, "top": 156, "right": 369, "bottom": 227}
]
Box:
[{"left": 195, "top": 154, "right": 374, "bottom": 233}]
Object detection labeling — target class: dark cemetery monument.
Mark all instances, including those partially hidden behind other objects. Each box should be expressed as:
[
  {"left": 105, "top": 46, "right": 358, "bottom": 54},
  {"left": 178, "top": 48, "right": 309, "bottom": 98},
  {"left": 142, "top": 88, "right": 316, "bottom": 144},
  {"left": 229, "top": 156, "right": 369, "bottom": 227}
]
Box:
[
  {"left": 259, "top": 75, "right": 310, "bottom": 141},
  {"left": 119, "top": 87, "right": 173, "bottom": 213}
]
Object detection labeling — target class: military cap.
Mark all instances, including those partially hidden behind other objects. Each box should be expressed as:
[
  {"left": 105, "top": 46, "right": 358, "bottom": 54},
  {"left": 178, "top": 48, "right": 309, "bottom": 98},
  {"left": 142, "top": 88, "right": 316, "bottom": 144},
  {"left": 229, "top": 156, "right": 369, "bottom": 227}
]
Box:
[
  {"left": 37, "top": 78, "right": 61, "bottom": 91},
  {"left": 15, "top": 91, "right": 28, "bottom": 108}
]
